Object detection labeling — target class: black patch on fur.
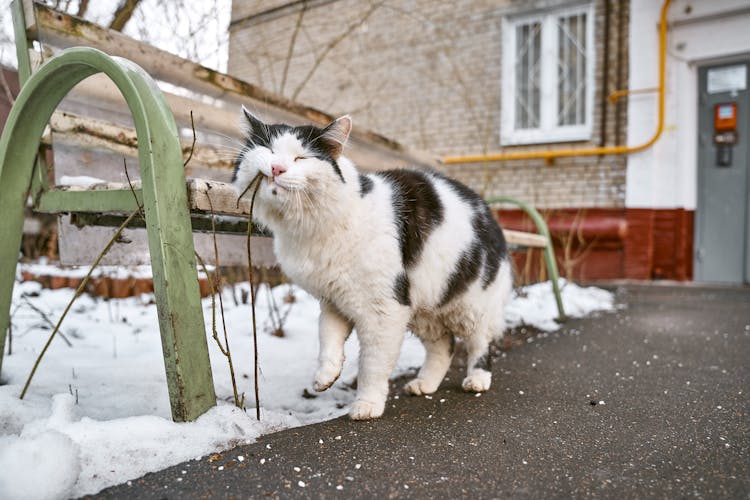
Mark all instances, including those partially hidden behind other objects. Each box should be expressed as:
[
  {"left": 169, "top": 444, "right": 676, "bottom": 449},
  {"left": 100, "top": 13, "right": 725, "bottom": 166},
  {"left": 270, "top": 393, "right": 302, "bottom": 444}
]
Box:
[
  {"left": 231, "top": 155, "right": 241, "bottom": 183},
  {"left": 377, "top": 169, "right": 444, "bottom": 269},
  {"left": 465, "top": 206, "right": 508, "bottom": 289},
  {"left": 293, "top": 126, "right": 346, "bottom": 183},
  {"left": 438, "top": 237, "right": 483, "bottom": 307},
  {"left": 393, "top": 272, "right": 411, "bottom": 306},
  {"left": 449, "top": 335, "right": 456, "bottom": 356},
  {"left": 473, "top": 352, "right": 491, "bottom": 372},
  {"left": 436, "top": 172, "right": 483, "bottom": 206},
  {"left": 358, "top": 173, "right": 374, "bottom": 197},
  {"left": 429, "top": 171, "right": 508, "bottom": 295}
]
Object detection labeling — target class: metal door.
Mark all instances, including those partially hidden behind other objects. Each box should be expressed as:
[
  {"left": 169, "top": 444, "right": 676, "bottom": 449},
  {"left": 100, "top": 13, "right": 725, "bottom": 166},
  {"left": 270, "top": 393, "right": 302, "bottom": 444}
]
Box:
[{"left": 696, "top": 61, "right": 750, "bottom": 284}]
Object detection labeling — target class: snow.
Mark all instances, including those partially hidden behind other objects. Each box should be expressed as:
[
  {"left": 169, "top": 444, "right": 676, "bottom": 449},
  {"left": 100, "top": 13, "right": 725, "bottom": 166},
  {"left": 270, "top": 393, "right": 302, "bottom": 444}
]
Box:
[
  {"left": 58, "top": 175, "right": 107, "bottom": 188},
  {"left": 18, "top": 260, "right": 153, "bottom": 280},
  {"left": 0, "top": 266, "right": 614, "bottom": 498},
  {"left": 505, "top": 279, "right": 615, "bottom": 331}
]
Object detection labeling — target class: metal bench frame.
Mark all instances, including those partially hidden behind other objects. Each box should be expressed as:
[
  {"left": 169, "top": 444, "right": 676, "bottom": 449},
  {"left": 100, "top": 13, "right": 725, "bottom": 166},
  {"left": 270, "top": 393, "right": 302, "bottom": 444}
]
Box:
[{"left": 0, "top": 0, "right": 215, "bottom": 422}]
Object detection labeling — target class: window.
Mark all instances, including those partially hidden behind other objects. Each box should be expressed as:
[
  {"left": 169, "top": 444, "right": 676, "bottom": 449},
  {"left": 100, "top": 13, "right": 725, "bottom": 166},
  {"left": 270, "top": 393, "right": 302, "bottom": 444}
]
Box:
[{"left": 501, "top": 4, "right": 595, "bottom": 145}]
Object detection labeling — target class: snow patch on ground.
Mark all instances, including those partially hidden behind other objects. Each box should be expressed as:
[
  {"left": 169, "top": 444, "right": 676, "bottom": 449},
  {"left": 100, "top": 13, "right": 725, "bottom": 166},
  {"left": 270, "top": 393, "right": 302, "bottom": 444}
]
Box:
[
  {"left": 506, "top": 279, "right": 615, "bottom": 331},
  {"left": 0, "top": 269, "right": 613, "bottom": 498}
]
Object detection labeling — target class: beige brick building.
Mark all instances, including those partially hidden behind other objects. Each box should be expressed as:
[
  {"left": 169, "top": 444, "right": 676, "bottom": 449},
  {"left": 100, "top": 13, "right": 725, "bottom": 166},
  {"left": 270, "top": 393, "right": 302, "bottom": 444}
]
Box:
[{"left": 228, "top": 0, "right": 629, "bottom": 209}]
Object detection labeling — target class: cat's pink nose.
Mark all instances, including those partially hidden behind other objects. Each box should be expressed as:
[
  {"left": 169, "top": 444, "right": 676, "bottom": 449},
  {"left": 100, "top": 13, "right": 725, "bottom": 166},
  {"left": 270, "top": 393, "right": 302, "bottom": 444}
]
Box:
[{"left": 271, "top": 164, "right": 287, "bottom": 177}]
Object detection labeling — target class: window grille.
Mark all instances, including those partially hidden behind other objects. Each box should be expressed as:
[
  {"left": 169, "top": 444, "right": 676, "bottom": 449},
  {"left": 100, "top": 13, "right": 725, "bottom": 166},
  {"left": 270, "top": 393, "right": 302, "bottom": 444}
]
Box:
[{"left": 501, "top": 4, "right": 594, "bottom": 145}]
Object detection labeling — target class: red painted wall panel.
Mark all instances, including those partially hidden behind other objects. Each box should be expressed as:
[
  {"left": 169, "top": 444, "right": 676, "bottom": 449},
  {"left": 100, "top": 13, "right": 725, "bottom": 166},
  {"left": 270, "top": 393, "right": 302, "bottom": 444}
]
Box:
[{"left": 495, "top": 208, "right": 694, "bottom": 283}]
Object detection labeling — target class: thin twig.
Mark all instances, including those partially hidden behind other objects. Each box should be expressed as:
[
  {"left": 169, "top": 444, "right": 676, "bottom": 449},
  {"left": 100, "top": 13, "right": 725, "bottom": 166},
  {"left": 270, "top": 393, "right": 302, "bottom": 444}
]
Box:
[
  {"left": 123, "top": 159, "right": 144, "bottom": 220},
  {"left": 20, "top": 210, "right": 140, "bottom": 399},
  {"left": 194, "top": 252, "right": 225, "bottom": 352},
  {"left": 6, "top": 304, "right": 18, "bottom": 356},
  {"left": 21, "top": 297, "right": 73, "bottom": 347},
  {"left": 184, "top": 110, "right": 197, "bottom": 167},
  {"left": 206, "top": 194, "right": 243, "bottom": 409},
  {"left": 236, "top": 173, "right": 262, "bottom": 208},
  {"left": 244, "top": 174, "right": 263, "bottom": 420},
  {"left": 183, "top": 116, "right": 242, "bottom": 408}
]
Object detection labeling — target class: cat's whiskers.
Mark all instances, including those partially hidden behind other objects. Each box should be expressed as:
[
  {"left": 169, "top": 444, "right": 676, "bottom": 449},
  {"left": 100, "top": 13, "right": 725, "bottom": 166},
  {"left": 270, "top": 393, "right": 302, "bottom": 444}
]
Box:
[
  {"left": 213, "top": 144, "right": 247, "bottom": 156},
  {"left": 213, "top": 144, "right": 245, "bottom": 154},
  {"left": 295, "top": 191, "right": 307, "bottom": 227},
  {"left": 305, "top": 126, "right": 316, "bottom": 145},
  {"left": 208, "top": 131, "right": 247, "bottom": 148}
]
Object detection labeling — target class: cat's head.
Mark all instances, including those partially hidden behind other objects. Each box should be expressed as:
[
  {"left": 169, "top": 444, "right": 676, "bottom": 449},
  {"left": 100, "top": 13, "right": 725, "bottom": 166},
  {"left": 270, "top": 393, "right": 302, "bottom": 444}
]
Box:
[{"left": 233, "top": 107, "right": 352, "bottom": 214}]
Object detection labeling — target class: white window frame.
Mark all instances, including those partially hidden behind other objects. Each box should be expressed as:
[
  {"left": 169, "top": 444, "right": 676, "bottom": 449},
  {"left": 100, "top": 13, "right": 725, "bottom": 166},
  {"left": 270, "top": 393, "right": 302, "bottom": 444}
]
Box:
[{"left": 500, "top": 3, "right": 595, "bottom": 145}]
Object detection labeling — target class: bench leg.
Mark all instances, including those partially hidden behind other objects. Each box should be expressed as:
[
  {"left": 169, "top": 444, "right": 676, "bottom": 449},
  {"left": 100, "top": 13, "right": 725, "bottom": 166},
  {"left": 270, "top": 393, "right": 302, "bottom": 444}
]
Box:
[
  {"left": 140, "top": 171, "right": 217, "bottom": 422},
  {"left": 0, "top": 150, "right": 38, "bottom": 377},
  {"left": 485, "top": 196, "right": 567, "bottom": 321},
  {"left": 0, "top": 180, "right": 26, "bottom": 375}
]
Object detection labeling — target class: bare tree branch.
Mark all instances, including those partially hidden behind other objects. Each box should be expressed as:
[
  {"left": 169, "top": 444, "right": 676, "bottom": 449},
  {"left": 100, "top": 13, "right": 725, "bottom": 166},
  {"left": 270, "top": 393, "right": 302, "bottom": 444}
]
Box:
[
  {"left": 109, "top": 0, "right": 142, "bottom": 32},
  {"left": 280, "top": 0, "right": 308, "bottom": 95},
  {"left": 76, "top": 0, "right": 90, "bottom": 18},
  {"left": 291, "top": 0, "right": 384, "bottom": 101}
]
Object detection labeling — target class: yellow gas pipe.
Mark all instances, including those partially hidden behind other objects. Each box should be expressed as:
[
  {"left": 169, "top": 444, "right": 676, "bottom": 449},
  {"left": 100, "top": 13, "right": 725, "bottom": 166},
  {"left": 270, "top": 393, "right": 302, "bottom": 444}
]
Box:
[{"left": 443, "top": 0, "right": 671, "bottom": 165}]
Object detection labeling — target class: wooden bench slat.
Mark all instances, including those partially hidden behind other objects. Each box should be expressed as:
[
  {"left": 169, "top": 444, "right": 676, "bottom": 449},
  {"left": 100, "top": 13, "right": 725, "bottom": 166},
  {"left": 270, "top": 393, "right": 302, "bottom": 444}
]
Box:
[
  {"left": 40, "top": 179, "right": 548, "bottom": 247},
  {"left": 38, "top": 179, "right": 253, "bottom": 217},
  {"left": 46, "top": 111, "right": 235, "bottom": 171},
  {"left": 502, "top": 229, "right": 549, "bottom": 248}
]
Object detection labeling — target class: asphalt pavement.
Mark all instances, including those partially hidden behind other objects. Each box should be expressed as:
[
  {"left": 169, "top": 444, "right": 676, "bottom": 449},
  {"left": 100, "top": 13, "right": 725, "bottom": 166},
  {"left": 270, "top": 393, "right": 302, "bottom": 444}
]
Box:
[{"left": 93, "top": 284, "right": 750, "bottom": 499}]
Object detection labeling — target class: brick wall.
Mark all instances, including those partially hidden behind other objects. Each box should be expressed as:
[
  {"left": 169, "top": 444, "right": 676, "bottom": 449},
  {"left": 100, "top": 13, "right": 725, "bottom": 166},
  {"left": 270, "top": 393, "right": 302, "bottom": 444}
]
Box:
[{"left": 228, "top": 0, "right": 629, "bottom": 209}]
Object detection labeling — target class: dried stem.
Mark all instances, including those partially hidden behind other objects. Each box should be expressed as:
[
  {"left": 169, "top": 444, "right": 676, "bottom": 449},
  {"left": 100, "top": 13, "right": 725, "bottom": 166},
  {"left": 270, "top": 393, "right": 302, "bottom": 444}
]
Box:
[
  {"left": 6, "top": 304, "right": 19, "bottom": 356},
  {"left": 195, "top": 252, "right": 224, "bottom": 352},
  {"left": 242, "top": 173, "right": 263, "bottom": 420},
  {"left": 205, "top": 194, "right": 244, "bottom": 409},
  {"left": 21, "top": 297, "right": 73, "bottom": 347},
  {"left": 183, "top": 110, "right": 197, "bottom": 167},
  {"left": 123, "top": 159, "right": 144, "bottom": 219},
  {"left": 20, "top": 210, "right": 139, "bottom": 399}
]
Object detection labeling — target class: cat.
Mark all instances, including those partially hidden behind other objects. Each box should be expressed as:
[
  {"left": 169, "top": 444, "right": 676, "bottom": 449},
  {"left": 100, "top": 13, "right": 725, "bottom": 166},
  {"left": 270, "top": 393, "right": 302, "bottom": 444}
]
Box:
[{"left": 232, "top": 108, "right": 512, "bottom": 420}]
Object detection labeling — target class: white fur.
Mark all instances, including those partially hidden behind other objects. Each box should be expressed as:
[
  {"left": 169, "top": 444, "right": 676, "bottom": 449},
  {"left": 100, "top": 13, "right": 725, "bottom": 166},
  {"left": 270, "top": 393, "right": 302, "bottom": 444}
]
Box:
[{"left": 234, "top": 121, "right": 512, "bottom": 419}]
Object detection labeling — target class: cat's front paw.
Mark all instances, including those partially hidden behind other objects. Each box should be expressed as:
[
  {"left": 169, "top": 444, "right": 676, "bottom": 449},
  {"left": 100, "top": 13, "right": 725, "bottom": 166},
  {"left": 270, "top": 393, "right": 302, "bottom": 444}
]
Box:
[
  {"left": 313, "top": 360, "right": 342, "bottom": 392},
  {"left": 349, "top": 399, "right": 385, "bottom": 420},
  {"left": 462, "top": 371, "right": 492, "bottom": 392},
  {"left": 403, "top": 378, "right": 439, "bottom": 396}
]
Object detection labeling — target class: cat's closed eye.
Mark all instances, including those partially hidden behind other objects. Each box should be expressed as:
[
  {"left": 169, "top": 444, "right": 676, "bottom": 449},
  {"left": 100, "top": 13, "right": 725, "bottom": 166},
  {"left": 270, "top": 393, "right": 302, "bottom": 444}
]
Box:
[{"left": 294, "top": 156, "right": 309, "bottom": 161}]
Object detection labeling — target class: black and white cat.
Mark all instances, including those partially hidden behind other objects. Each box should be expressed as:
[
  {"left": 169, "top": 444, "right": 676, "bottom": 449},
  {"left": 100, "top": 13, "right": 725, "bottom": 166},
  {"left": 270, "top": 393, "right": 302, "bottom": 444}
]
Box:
[{"left": 233, "top": 108, "right": 512, "bottom": 420}]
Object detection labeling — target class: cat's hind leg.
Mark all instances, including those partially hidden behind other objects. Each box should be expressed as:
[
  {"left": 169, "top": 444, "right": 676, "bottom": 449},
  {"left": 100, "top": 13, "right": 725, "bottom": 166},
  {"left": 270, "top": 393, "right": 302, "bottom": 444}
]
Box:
[
  {"left": 462, "top": 331, "right": 493, "bottom": 392},
  {"left": 403, "top": 334, "right": 454, "bottom": 396},
  {"left": 313, "top": 301, "right": 353, "bottom": 392}
]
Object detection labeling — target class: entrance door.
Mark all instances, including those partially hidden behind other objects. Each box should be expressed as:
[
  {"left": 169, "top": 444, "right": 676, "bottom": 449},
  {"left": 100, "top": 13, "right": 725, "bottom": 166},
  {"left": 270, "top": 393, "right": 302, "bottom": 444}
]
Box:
[{"left": 696, "top": 61, "right": 750, "bottom": 284}]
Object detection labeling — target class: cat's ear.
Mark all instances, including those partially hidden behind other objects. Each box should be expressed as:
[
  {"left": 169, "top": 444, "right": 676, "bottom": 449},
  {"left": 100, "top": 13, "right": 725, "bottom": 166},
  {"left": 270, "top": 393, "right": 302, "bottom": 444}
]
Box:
[
  {"left": 241, "top": 105, "right": 266, "bottom": 136},
  {"left": 320, "top": 115, "right": 352, "bottom": 159}
]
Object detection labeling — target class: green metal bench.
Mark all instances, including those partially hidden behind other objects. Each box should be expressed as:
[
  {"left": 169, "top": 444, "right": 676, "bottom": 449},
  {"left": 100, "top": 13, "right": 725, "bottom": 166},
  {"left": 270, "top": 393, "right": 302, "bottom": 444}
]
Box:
[{"left": 0, "top": 44, "right": 218, "bottom": 421}]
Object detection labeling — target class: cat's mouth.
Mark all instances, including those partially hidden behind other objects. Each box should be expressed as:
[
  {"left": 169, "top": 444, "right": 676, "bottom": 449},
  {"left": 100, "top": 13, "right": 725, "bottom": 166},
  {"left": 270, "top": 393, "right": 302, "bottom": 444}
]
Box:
[{"left": 265, "top": 174, "right": 289, "bottom": 196}]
